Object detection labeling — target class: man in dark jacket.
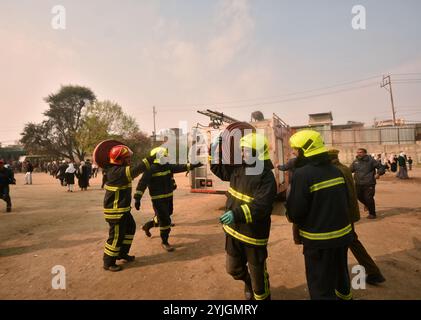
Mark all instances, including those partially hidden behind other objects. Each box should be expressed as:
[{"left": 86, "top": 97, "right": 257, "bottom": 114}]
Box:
[
  {"left": 212, "top": 132, "right": 276, "bottom": 301},
  {"left": 134, "top": 147, "right": 202, "bottom": 252},
  {"left": 286, "top": 130, "right": 353, "bottom": 300},
  {"left": 350, "top": 148, "right": 385, "bottom": 219},
  {"left": 0, "top": 159, "right": 15, "bottom": 212},
  {"left": 329, "top": 149, "right": 385, "bottom": 285}
]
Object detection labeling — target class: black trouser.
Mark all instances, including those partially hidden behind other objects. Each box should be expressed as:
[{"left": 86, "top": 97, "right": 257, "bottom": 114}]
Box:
[
  {"left": 225, "top": 235, "right": 270, "bottom": 300},
  {"left": 0, "top": 185, "right": 12, "bottom": 209},
  {"left": 152, "top": 199, "right": 173, "bottom": 244},
  {"left": 350, "top": 228, "right": 382, "bottom": 277},
  {"left": 103, "top": 213, "right": 136, "bottom": 266},
  {"left": 304, "top": 245, "right": 351, "bottom": 300},
  {"left": 356, "top": 184, "right": 376, "bottom": 216}
]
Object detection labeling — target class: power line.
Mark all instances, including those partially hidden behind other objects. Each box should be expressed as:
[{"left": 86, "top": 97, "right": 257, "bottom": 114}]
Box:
[{"left": 153, "top": 74, "right": 382, "bottom": 109}]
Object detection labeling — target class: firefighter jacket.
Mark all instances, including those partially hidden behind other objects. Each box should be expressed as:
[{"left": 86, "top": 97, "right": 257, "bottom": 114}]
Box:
[
  {"left": 103, "top": 157, "right": 153, "bottom": 220},
  {"left": 350, "top": 155, "right": 385, "bottom": 186},
  {"left": 0, "top": 167, "right": 15, "bottom": 186},
  {"left": 211, "top": 160, "right": 277, "bottom": 247},
  {"left": 134, "top": 163, "right": 194, "bottom": 202},
  {"left": 286, "top": 154, "right": 353, "bottom": 249}
]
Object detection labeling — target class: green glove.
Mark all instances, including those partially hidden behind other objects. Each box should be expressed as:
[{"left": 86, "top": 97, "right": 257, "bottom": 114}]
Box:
[{"left": 220, "top": 210, "right": 234, "bottom": 225}]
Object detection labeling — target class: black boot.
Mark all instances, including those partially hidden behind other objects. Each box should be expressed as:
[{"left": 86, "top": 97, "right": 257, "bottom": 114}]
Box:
[
  {"left": 117, "top": 254, "right": 135, "bottom": 262},
  {"left": 142, "top": 220, "right": 154, "bottom": 237}
]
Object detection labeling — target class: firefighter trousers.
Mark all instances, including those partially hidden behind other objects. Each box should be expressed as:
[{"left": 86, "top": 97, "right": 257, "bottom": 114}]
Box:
[
  {"left": 225, "top": 235, "right": 270, "bottom": 300},
  {"left": 350, "top": 229, "right": 382, "bottom": 277},
  {"left": 103, "top": 212, "right": 136, "bottom": 266},
  {"left": 303, "top": 245, "right": 352, "bottom": 300},
  {"left": 152, "top": 199, "right": 173, "bottom": 244}
]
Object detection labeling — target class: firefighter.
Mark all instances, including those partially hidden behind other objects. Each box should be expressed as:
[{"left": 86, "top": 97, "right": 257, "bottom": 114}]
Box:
[
  {"left": 140, "top": 172, "right": 177, "bottom": 237},
  {"left": 0, "top": 159, "right": 15, "bottom": 212},
  {"left": 134, "top": 147, "right": 202, "bottom": 252},
  {"left": 103, "top": 145, "right": 156, "bottom": 272},
  {"left": 211, "top": 132, "right": 277, "bottom": 301},
  {"left": 286, "top": 130, "right": 354, "bottom": 300}
]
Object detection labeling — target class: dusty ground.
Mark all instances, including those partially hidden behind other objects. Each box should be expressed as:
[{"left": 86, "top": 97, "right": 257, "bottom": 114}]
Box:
[{"left": 0, "top": 167, "right": 420, "bottom": 300}]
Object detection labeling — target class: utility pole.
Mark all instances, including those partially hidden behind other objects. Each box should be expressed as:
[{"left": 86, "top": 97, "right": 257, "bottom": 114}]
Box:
[
  {"left": 380, "top": 75, "right": 396, "bottom": 126},
  {"left": 153, "top": 106, "right": 157, "bottom": 143}
]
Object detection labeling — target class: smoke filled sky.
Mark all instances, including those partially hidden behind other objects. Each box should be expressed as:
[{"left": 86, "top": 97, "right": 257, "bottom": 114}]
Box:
[{"left": 1, "top": 0, "right": 421, "bottom": 144}]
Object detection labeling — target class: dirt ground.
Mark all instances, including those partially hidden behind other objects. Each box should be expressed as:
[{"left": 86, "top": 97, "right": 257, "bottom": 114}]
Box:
[{"left": 0, "top": 167, "right": 420, "bottom": 300}]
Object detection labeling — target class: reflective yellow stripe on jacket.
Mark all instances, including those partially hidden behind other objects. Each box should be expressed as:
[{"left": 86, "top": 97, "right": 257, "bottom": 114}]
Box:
[
  {"left": 309, "top": 177, "right": 345, "bottom": 193},
  {"left": 151, "top": 192, "right": 173, "bottom": 200},
  {"left": 241, "top": 204, "right": 252, "bottom": 224},
  {"left": 299, "top": 224, "right": 352, "bottom": 240},
  {"left": 228, "top": 188, "right": 254, "bottom": 203},
  {"left": 223, "top": 225, "right": 268, "bottom": 246},
  {"left": 125, "top": 166, "right": 132, "bottom": 182},
  {"left": 142, "top": 158, "right": 150, "bottom": 170},
  {"left": 152, "top": 170, "right": 171, "bottom": 177}
]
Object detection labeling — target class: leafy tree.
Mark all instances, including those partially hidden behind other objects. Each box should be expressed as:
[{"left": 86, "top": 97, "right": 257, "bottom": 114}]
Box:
[
  {"left": 20, "top": 85, "right": 96, "bottom": 161},
  {"left": 77, "top": 100, "right": 152, "bottom": 161}
]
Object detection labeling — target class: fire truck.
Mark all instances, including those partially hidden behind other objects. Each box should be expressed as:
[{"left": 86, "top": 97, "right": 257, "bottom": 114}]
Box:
[{"left": 189, "top": 110, "right": 292, "bottom": 199}]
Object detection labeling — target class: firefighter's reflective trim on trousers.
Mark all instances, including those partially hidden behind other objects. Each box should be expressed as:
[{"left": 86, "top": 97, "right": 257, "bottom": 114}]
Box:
[
  {"left": 335, "top": 289, "right": 353, "bottom": 300},
  {"left": 151, "top": 192, "right": 173, "bottom": 200},
  {"left": 160, "top": 225, "right": 171, "bottom": 231},
  {"left": 153, "top": 216, "right": 159, "bottom": 224},
  {"left": 228, "top": 187, "right": 254, "bottom": 204},
  {"left": 104, "top": 248, "right": 119, "bottom": 257},
  {"left": 125, "top": 166, "right": 133, "bottom": 182},
  {"left": 254, "top": 263, "right": 270, "bottom": 300},
  {"left": 104, "top": 225, "right": 120, "bottom": 257},
  {"left": 105, "top": 242, "right": 120, "bottom": 252},
  {"left": 309, "top": 177, "right": 345, "bottom": 193},
  {"left": 299, "top": 224, "right": 352, "bottom": 240},
  {"left": 142, "top": 158, "right": 151, "bottom": 170},
  {"left": 223, "top": 225, "right": 268, "bottom": 246},
  {"left": 152, "top": 170, "right": 171, "bottom": 177},
  {"left": 104, "top": 207, "right": 131, "bottom": 213},
  {"left": 104, "top": 213, "right": 124, "bottom": 220},
  {"left": 104, "top": 183, "right": 132, "bottom": 192},
  {"left": 122, "top": 234, "right": 134, "bottom": 245},
  {"left": 241, "top": 204, "right": 252, "bottom": 224}
]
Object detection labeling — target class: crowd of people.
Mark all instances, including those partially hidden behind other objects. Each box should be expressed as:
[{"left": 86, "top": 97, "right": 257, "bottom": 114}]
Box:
[{"left": 0, "top": 135, "right": 418, "bottom": 300}]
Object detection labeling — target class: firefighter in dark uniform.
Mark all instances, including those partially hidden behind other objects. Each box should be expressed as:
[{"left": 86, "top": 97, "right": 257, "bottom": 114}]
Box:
[
  {"left": 286, "top": 130, "right": 354, "bottom": 300},
  {"left": 140, "top": 172, "right": 178, "bottom": 238},
  {"left": 103, "top": 144, "right": 156, "bottom": 272},
  {"left": 0, "top": 159, "right": 15, "bottom": 212},
  {"left": 211, "top": 133, "right": 277, "bottom": 301},
  {"left": 134, "top": 147, "right": 202, "bottom": 252}
]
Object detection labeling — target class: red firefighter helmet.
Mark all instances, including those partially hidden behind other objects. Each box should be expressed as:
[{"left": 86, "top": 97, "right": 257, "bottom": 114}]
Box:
[{"left": 109, "top": 145, "right": 133, "bottom": 165}]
